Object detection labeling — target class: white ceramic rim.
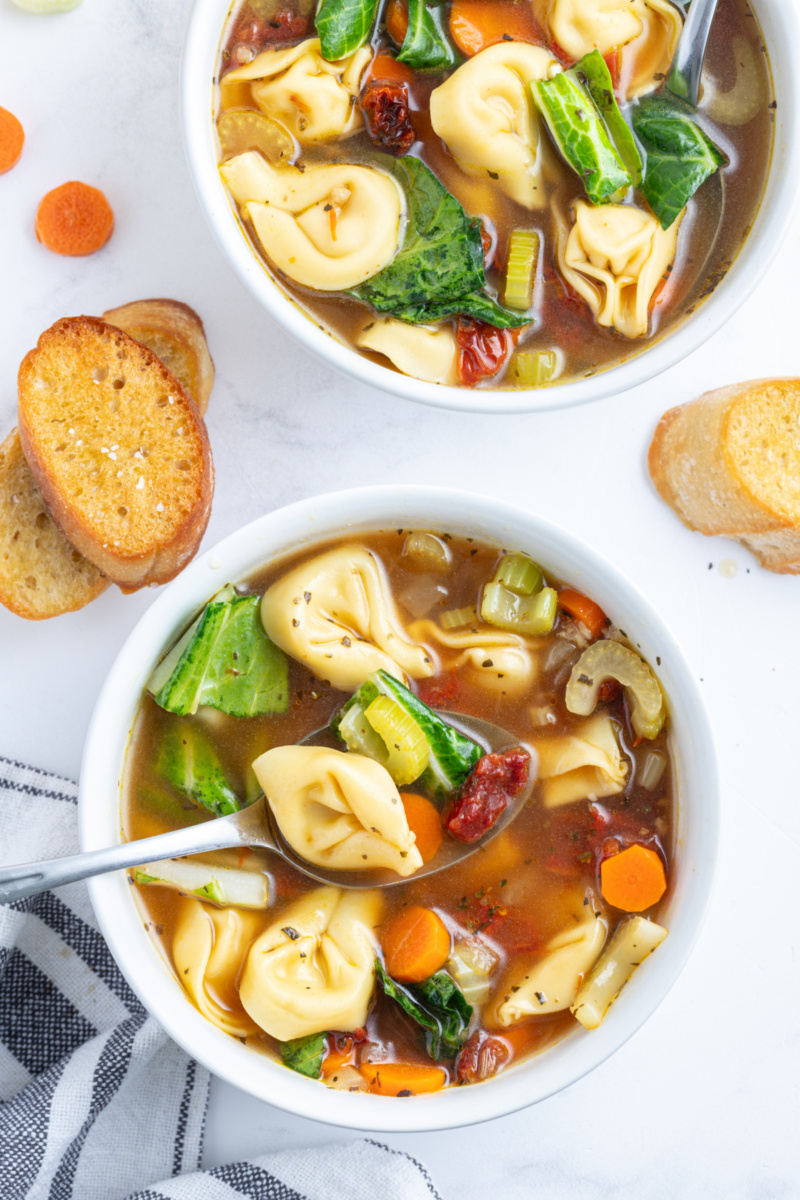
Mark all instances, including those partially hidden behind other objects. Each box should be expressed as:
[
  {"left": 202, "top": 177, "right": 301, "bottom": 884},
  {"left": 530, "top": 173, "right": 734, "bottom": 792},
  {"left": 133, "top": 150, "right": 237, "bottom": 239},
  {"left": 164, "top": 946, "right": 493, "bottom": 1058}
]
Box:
[
  {"left": 80, "top": 486, "right": 720, "bottom": 1132},
  {"left": 180, "top": 0, "right": 800, "bottom": 414}
]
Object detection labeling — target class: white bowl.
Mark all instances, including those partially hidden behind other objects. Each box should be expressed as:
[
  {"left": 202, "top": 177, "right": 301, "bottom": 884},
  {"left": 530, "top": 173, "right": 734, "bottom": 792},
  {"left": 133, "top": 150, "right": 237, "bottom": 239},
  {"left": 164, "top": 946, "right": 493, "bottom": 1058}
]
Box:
[
  {"left": 79, "top": 486, "right": 719, "bottom": 1132},
  {"left": 181, "top": 0, "right": 800, "bottom": 414}
]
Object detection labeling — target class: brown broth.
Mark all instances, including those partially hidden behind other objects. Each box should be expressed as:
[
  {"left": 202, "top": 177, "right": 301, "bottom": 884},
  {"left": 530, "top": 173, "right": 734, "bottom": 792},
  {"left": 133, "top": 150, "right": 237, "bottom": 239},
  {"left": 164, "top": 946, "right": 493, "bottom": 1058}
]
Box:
[
  {"left": 213, "top": 0, "right": 773, "bottom": 390},
  {"left": 123, "top": 530, "right": 674, "bottom": 1090}
]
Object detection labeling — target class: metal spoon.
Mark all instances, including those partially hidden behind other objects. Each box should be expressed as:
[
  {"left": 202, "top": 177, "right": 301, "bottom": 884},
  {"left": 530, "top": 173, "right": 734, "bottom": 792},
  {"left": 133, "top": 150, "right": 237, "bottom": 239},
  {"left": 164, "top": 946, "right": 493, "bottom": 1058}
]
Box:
[
  {"left": 0, "top": 712, "right": 535, "bottom": 905},
  {"left": 666, "top": 0, "right": 719, "bottom": 108}
]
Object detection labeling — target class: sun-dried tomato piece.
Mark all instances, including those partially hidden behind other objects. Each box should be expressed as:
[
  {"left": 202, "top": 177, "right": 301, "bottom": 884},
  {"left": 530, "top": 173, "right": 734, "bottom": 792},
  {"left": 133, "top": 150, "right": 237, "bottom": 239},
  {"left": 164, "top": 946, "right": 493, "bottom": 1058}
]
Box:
[
  {"left": 360, "top": 82, "right": 415, "bottom": 154},
  {"left": 224, "top": 10, "right": 308, "bottom": 70},
  {"left": 598, "top": 678, "right": 622, "bottom": 703},
  {"left": 455, "top": 1031, "right": 510, "bottom": 1084},
  {"left": 456, "top": 318, "right": 514, "bottom": 386},
  {"left": 446, "top": 750, "right": 530, "bottom": 843}
]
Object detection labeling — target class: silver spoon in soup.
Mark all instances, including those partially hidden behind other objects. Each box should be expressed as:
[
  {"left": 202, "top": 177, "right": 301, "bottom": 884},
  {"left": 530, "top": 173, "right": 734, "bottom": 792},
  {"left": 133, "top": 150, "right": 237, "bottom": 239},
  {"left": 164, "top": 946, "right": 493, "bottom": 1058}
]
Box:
[{"left": 0, "top": 712, "right": 535, "bottom": 905}]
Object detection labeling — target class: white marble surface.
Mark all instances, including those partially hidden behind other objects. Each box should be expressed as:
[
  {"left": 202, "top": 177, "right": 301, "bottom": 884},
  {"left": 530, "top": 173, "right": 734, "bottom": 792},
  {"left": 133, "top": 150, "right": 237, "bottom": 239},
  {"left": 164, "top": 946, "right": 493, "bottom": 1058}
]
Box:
[{"left": 2, "top": 1, "right": 799, "bottom": 1195}]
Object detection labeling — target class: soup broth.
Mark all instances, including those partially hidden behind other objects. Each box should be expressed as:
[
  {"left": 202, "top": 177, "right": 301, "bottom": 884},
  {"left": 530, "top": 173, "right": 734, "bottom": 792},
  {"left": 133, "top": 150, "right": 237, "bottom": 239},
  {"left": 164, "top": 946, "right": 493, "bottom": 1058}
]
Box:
[
  {"left": 213, "top": 0, "right": 772, "bottom": 390},
  {"left": 124, "top": 530, "right": 675, "bottom": 1094}
]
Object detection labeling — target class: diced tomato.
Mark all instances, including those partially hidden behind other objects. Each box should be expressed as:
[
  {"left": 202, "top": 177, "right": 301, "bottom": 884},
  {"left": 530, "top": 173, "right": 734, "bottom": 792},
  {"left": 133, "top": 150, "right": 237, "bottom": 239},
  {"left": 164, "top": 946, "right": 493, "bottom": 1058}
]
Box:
[
  {"left": 446, "top": 750, "right": 530, "bottom": 843},
  {"left": 603, "top": 48, "right": 622, "bottom": 91},
  {"left": 456, "top": 319, "right": 515, "bottom": 386},
  {"left": 417, "top": 673, "right": 459, "bottom": 711}
]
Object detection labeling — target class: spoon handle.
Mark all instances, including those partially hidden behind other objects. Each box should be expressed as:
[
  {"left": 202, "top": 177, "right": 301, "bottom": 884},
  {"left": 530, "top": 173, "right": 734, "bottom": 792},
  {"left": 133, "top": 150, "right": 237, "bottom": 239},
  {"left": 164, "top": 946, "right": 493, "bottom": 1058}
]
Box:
[
  {"left": 666, "top": 0, "right": 719, "bottom": 107},
  {"left": 0, "top": 807, "right": 259, "bottom": 905}
]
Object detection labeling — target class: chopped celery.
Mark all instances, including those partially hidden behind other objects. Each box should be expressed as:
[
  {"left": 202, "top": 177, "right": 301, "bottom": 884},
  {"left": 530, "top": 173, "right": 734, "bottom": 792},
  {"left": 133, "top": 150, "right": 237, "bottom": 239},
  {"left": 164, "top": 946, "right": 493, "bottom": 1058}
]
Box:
[
  {"left": 157, "top": 722, "right": 242, "bottom": 817},
  {"left": 493, "top": 553, "right": 543, "bottom": 596},
  {"left": 216, "top": 109, "right": 295, "bottom": 165},
  {"left": 565, "top": 640, "right": 666, "bottom": 739},
  {"left": 512, "top": 350, "right": 559, "bottom": 387},
  {"left": 402, "top": 531, "right": 451, "bottom": 572},
  {"left": 133, "top": 857, "right": 269, "bottom": 908},
  {"left": 148, "top": 589, "right": 288, "bottom": 718},
  {"left": 333, "top": 670, "right": 482, "bottom": 799},
  {"left": 503, "top": 231, "right": 538, "bottom": 311},
  {"left": 439, "top": 606, "right": 478, "bottom": 630},
  {"left": 364, "top": 695, "right": 430, "bottom": 786},
  {"left": 481, "top": 582, "right": 558, "bottom": 635}
]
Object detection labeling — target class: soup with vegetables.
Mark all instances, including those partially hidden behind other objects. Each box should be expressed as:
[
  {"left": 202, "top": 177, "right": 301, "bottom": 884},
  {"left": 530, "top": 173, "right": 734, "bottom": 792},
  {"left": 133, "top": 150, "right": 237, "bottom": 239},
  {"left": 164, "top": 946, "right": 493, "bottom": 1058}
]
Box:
[
  {"left": 213, "top": 0, "right": 772, "bottom": 390},
  {"left": 124, "top": 531, "right": 674, "bottom": 1095}
]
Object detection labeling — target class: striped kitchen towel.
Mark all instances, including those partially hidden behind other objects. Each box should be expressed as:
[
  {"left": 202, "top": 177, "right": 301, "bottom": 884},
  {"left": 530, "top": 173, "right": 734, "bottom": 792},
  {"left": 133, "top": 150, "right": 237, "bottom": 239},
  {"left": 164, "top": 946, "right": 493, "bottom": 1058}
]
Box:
[{"left": 0, "top": 757, "right": 442, "bottom": 1200}]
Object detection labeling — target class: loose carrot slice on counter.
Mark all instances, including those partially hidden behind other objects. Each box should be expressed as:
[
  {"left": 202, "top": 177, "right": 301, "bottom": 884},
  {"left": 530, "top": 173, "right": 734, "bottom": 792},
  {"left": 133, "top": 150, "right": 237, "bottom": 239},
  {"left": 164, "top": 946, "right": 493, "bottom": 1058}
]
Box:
[
  {"left": 385, "top": 0, "right": 409, "bottom": 47},
  {"left": 359, "top": 1061, "right": 447, "bottom": 1096},
  {"left": 557, "top": 587, "right": 607, "bottom": 638},
  {"left": 35, "top": 180, "right": 114, "bottom": 256},
  {"left": 0, "top": 107, "right": 24, "bottom": 174},
  {"left": 381, "top": 904, "right": 451, "bottom": 983},
  {"left": 400, "top": 792, "right": 443, "bottom": 864},
  {"left": 449, "top": 0, "right": 542, "bottom": 57},
  {"left": 600, "top": 843, "right": 667, "bottom": 912}
]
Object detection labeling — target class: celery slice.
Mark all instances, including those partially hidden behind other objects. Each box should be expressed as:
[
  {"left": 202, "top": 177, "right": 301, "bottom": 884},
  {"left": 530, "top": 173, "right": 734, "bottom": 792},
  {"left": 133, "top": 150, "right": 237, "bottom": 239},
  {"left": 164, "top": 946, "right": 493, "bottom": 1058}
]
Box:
[
  {"left": 492, "top": 553, "right": 543, "bottom": 596},
  {"left": 566, "top": 640, "right": 666, "bottom": 739},
  {"left": 481, "top": 582, "right": 558, "bottom": 635},
  {"left": 503, "top": 231, "right": 538, "bottom": 311},
  {"left": 439, "top": 606, "right": 478, "bottom": 630},
  {"left": 217, "top": 109, "right": 295, "bottom": 165},
  {"left": 133, "top": 857, "right": 269, "bottom": 908},
  {"left": 337, "top": 700, "right": 394, "bottom": 767},
  {"left": 512, "top": 350, "right": 559, "bottom": 388},
  {"left": 364, "top": 695, "right": 430, "bottom": 786}
]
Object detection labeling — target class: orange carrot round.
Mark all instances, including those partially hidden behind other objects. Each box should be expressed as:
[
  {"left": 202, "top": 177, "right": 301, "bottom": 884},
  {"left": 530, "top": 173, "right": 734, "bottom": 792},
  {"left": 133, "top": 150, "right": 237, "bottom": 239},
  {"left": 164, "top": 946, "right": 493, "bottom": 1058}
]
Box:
[
  {"left": 600, "top": 843, "right": 667, "bottom": 912},
  {"left": 35, "top": 181, "right": 114, "bottom": 256},
  {"left": 385, "top": 0, "right": 409, "bottom": 47},
  {"left": 363, "top": 50, "right": 415, "bottom": 88},
  {"left": 557, "top": 588, "right": 607, "bottom": 639},
  {"left": 359, "top": 1061, "right": 447, "bottom": 1096},
  {"left": 0, "top": 107, "right": 24, "bottom": 174},
  {"left": 401, "top": 792, "right": 443, "bottom": 864},
  {"left": 449, "top": 0, "right": 542, "bottom": 57},
  {"left": 381, "top": 904, "right": 451, "bottom": 983}
]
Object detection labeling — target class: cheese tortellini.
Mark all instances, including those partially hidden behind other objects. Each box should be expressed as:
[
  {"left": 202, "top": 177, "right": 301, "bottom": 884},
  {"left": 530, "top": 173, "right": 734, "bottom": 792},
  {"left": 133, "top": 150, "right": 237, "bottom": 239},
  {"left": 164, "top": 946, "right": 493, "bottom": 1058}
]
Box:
[
  {"left": 409, "top": 618, "right": 539, "bottom": 695},
  {"left": 239, "top": 886, "right": 382, "bottom": 1041},
  {"left": 252, "top": 745, "right": 424, "bottom": 876},
  {"left": 223, "top": 38, "right": 371, "bottom": 142},
  {"left": 430, "top": 43, "right": 562, "bottom": 209},
  {"left": 260, "top": 546, "right": 434, "bottom": 691},
  {"left": 490, "top": 889, "right": 607, "bottom": 1023},
  {"left": 535, "top": 713, "right": 628, "bottom": 806},
  {"left": 357, "top": 319, "right": 459, "bottom": 386},
  {"left": 556, "top": 200, "right": 682, "bottom": 339},
  {"left": 173, "top": 898, "right": 263, "bottom": 1037},
  {"left": 534, "top": 0, "right": 682, "bottom": 97},
  {"left": 220, "top": 152, "right": 404, "bottom": 291}
]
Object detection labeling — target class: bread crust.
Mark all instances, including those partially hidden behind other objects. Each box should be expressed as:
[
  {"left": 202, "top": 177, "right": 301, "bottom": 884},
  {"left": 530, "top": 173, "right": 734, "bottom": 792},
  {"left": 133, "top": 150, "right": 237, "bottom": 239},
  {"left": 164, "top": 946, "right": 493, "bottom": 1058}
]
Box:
[
  {"left": 18, "top": 316, "right": 214, "bottom": 590},
  {"left": 102, "top": 298, "right": 214, "bottom": 415}
]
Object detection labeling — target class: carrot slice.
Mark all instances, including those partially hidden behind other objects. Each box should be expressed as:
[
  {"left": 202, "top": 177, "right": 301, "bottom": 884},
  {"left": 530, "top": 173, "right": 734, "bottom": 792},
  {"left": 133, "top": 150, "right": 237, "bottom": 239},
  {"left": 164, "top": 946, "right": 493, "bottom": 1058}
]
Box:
[
  {"left": 0, "top": 107, "right": 24, "bottom": 174},
  {"left": 359, "top": 1061, "right": 447, "bottom": 1096},
  {"left": 35, "top": 181, "right": 114, "bottom": 256},
  {"left": 449, "top": 0, "right": 542, "bottom": 57},
  {"left": 385, "top": 0, "right": 409, "bottom": 47},
  {"left": 363, "top": 50, "right": 415, "bottom": 88},
  {"left": 400, "top": 793, "right": 443, "bottom": 864},
  {"left": 381, "top": 905, "right": 451, "bottom": 983},
  {"left": 321, "top": 1036, "right": 354, "bottom": 1077},
  {"left": 557, "top": 588, "right": 607, "bottom": 638},
  {"left": 600, "top": 843, "right": 667, "bottom": 913}
]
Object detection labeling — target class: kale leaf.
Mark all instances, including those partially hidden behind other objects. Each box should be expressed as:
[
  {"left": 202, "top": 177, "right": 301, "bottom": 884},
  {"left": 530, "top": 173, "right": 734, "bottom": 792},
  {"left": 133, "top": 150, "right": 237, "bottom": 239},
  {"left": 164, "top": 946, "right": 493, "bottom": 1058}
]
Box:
[
  {"left": 156, "top": 721, "right": 241, "bottom": 817},
  {"left": 315, "top": 0, "right": 379, "bottom": 61},
  {"left": 279, "top": 1032, "right": 328, "bottom": 1079},
  {"left": 572, "top": 50, "right": 642, "bottom": 186},
  {"left": 376, "top": 961, "right": 473, "bottom": 1060},
  {"left": 390, "top": 291, "right": 530, "bottom": 329},
  {"left": 632, "top": 95, "right": 726, "bottom": 230},
  {"left": 397, "top": 0, "right": 456, "bottom": 70}
]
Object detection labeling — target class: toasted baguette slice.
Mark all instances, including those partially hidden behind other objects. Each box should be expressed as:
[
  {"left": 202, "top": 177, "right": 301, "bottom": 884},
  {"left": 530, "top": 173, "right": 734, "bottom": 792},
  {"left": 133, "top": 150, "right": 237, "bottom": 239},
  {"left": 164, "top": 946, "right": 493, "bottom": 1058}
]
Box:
[
  {"left": 648, "top": 378, "right": 800, "bottom": 573},
  {"left": 18, "top": 316, "right": 214, "bottom": 590},
  {"left": 102, "top": 299, "right": 214, "bottom": 415},
  {"left": 0, "top": 428, "right": 108, "bottom": 619}
]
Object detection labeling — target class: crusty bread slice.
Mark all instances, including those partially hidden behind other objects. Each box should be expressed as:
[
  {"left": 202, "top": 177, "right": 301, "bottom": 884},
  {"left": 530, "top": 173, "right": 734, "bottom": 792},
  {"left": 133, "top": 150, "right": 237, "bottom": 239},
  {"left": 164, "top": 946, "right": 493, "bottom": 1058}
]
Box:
[
  {"left": 102, "top": 299, "right": 214, "bottom": 415},
  {"left": 18, "top": 316, "right": 214, "bottom": 590},
  {"left": 648, "top": 378, "right": 800, "bottom": 573},
  {"left": 0, "top": 428, "right": 108, "bottom": 619}
]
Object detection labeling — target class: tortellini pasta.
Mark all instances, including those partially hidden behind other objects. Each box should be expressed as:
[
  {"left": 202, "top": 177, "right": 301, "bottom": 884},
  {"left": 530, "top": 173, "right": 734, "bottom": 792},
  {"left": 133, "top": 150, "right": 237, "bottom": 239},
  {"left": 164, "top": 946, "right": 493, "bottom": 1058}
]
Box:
[
  {"left": 490, "top": 889, "right": 607, "bottom": 1023},
  {"left": 173, "top": 898, "right": 263, "bottom": 1037},
  {"left": 409, "top": 618, "right": 539, "bottom": 694},
  {"left": 357, "top": 319, "right": 459, "bottom": 386},
  {"left": 534, "top": 0, "right": 682, "bottom": 98},
  {"left": 252, "top": 745, "right": 424, "bottom": 876},
  {"left": 556, "top": 200, "right": 682, "bottom": 339},
  {"left": 535, "top": 713, "right": 628, "bottom": 806},
  {"left": 220, "top": 152, "right": 404, "bottom": 291},
  {"left": 429, "top": 43, "right": 562, "bottom": 209},
  {"left": 223, "top": 37, "right": 371, "bottom": 142},
  {"left": 239, "top": 886, "right": 382, "bottom": 1041},
  {"left": 260, "top": 546, "right": 434, "bottom": 691}
]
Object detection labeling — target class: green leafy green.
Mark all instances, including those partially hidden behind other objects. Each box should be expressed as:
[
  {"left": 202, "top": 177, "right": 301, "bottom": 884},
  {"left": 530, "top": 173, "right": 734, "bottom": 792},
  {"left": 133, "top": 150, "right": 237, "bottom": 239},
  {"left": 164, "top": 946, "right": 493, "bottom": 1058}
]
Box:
[
  {"left": 156, "top": 722, "right": 241, "bottom": 817},
  {"left": 148, "top": 590, "right": 289, "bottom": 718},
  {"left": 279, "top": 1032, "right": 327, "bottom": 1078},
  {"left": 315, "top": 0, "right": 379, "bottom": 60},
  {"left": 632, "top": 95, "right": 725, "bottom": 230},
  {"left": 571, "top": 50, "right": 642, "bottom": 185},
  {"left": 352, "top": 157, "right": 528, "bottom": 330},
  {"left": 397, "top": 0, "right": 456, "bottom": 70},
  {"left": 532, "top": 69, "right": 631, "bottom": 205},
  {"left": 376, "top": 962, "right": 472, "bottom": 1060},
  {"left": 334, "top": 669, "right": 482, "bottom": 798}
]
